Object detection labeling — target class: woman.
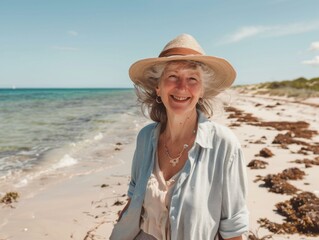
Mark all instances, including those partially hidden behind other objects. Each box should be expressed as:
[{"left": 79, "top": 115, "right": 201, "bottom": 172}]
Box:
[{"left": 110, "top": 34, "right": 249, "bottom": 240}]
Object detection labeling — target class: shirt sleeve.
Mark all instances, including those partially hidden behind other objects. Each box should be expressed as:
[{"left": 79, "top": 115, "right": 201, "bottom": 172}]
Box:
[
  {"left": 127, "top": 148, "right": 138, "bottom": 198},
  {"left": 127, "top": 125, "right": 150, "bottom": 198},
  {"left": 219, "top": 146, "right": 249, "bottom": 239}
]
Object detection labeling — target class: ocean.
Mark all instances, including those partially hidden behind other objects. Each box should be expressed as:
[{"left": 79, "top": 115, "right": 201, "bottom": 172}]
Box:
[{"left": 0, "top": 88, "right": 148, "bottom": 191}]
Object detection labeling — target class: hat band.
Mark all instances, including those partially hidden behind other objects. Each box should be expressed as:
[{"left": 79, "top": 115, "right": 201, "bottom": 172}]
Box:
[{"left": 159, "top": 47, "right": 203, "bottom": 57}]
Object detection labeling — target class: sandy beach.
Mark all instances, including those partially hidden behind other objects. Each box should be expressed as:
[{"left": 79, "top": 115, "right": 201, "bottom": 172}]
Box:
[{"left": 1, "top": 89, "right": 318, "bottom": 240}]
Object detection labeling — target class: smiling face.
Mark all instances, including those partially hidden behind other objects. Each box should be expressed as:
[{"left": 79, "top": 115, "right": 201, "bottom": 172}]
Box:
[{"left": 156, "top": 61, "right": 204, "bottom": 116}]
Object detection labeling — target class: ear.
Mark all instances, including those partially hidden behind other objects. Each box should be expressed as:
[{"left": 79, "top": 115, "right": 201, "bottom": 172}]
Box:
[{"left": 155, "top": 86, "right": 160, "bottom": 96}]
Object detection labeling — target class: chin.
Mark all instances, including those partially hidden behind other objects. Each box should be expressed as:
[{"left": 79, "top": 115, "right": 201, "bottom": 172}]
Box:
[{"left": 166, "top": 106, "right": 197, "bottom": 116}]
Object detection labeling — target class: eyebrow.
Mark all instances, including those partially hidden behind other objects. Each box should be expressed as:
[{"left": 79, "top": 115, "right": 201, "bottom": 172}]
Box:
[{"left": 165, "top": 69, "right": 178, "bottom": 73}]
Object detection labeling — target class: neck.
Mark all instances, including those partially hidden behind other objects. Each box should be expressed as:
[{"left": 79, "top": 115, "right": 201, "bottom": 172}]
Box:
[{"left": 164, "top": 109, "right": 198, "bottom": 143}]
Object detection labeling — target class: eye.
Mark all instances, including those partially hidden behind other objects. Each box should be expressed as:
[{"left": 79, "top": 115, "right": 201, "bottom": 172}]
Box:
[
  {"left": 188, "top": 77, "right": 198, "bottom": 83},
  {"left": 168, "top": 75, "right": 178, "bottom": 81}
]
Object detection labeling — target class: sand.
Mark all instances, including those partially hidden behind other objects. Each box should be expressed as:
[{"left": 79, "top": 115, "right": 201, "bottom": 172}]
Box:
[{"left": 0, "top": 90, "right": 318, "bottom": 240}]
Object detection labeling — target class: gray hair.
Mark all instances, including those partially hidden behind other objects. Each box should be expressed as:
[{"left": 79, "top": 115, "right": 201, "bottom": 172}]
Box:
[{"left": 134, "top": 60, "right": 215, "bottom": 125}]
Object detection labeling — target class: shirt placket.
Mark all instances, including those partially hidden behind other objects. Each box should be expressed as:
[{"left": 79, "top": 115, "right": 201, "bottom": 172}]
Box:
[{"left": 168, "top": 143, "right": 199, "bottom": 239}]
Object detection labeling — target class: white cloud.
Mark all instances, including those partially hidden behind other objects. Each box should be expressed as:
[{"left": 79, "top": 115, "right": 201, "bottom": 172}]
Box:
[
  {"left": 302, "top": 56, "right": 319, "bottom": 66},
  {"left": 223, "top": 20, "right": 319, "bottom": 43},
  {"left": 309, "top": 42, "right": 319, "bottom": 51},
  {"left": 225, "top": 26, "right": 270, "bottom": 43},
  {"left": 52, "top": 46, "right": 79, "bottom": 51},
  {"left": 67, "top": 30, "right": 78, "bottom": 37}
]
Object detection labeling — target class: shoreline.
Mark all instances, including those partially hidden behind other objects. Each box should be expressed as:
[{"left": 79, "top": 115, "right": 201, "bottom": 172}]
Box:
[
  {"left": 1, "top": 90, "right": 318, "bottom": 240},
  {"left": 0, "top": 140, "right": 136, "bottom": 240}
]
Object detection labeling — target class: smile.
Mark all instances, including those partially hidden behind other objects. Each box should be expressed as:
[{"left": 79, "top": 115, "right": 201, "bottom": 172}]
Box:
[{"left": 171, "top": 95, "right": 190, "bottom": 101}]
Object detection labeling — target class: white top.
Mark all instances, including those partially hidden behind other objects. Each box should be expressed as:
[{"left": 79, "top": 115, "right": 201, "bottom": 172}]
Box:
[{"left": 140, "top": 154, "right": 181, "bottom": 240}]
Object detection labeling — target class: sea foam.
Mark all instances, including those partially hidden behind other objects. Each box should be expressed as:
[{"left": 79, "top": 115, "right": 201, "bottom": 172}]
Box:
[{"left": 52, "top": 154, "right": 78, "bottom": 169}]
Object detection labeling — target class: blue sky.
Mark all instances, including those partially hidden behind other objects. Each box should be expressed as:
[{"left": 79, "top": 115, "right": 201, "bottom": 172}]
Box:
[{"left": 0, "top": 0, "right": 318, "bottom": 88}]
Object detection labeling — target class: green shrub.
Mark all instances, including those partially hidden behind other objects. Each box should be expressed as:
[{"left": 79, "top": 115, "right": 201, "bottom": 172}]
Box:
[{"left": 262, "top": 77, "right": 319, "bottom": 92}]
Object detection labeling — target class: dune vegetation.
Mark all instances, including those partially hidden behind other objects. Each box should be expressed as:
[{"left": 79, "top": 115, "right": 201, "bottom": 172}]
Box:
[
  {"left": 236, "top": 77, "right": 319, "bottom": 99},
  {"left": 259, "top": 77, "right": 319, "bottom": 91}
]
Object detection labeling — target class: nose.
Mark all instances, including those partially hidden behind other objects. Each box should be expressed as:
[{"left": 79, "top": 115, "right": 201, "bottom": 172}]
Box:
[{"left": 176, "top": 78, "right": 187, "bottom": 90}]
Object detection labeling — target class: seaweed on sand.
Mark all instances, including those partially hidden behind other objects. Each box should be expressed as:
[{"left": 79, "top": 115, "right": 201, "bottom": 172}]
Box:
[
  {"left": 258, "top": 148, "right": 274, "bottom": 158},
  {"left": 298, "top": 145, "right": 319, "bottom": 155},
  {"left": 225, "top": 106, "right": 259, "bottom": 123},
  {"left": 0, "top": 192, "right": 19, "bottom": 205},
  {"left": 255, "top": 168, "right": 305, "bottom": 195},
  {"left": 247, "top": 159, "right": 269, "bottom": 169},
  {"left": 291, "top": 157, "right": 319, "bottom": 167},
  {"left": 259, "top": 191, "right": 319, "bottom": 236}
]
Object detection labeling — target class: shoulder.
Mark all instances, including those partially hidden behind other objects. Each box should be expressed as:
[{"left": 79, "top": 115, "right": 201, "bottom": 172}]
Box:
[
  {"left": 213, "top": 121, "right": 239, "bottom": 143},
  {"left": 197, "top": 111, "right": 241, "bottom": 151},
  {"left": 204, "top": 120, "right": 241, "bottom": 148},
  {"left": 206, "top": 121, "right": 244, "bottom": 166},
  {"left": 137, "top": 122, "right": 158, "bottom": 140}
]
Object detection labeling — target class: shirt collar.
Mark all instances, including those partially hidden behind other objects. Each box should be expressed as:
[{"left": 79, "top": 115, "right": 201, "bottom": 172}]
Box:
[
  {"left": 195, "top": 111, "right": 214, "bottom": 149},
  {"left": 151, "top": 110, "right": 215, "bottom": 149}
]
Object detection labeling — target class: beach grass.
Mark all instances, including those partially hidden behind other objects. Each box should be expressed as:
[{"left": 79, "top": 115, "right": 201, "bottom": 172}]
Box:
[{"left": 235, "top": 77, "right": 319, "bottom": 99}]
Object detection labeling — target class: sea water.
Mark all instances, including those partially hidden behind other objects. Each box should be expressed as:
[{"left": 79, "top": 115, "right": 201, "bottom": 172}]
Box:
[{"left": 0, "top": 88, "right": 148, "bottom": 190}]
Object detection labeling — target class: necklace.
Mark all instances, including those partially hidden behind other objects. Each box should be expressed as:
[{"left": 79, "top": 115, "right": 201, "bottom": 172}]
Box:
[
  {"left": 164, "top": 129, "right": 196, "bottom": 167},
  {"left": 163, "top": 111, "right": 197, "bottom": 167},
  {"left": 164, "top": 143, "right": 189, "bottom": 167}
]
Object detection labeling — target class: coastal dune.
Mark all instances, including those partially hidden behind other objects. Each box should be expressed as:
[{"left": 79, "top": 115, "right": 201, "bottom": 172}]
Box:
[{"left": 1, "top": 89, "right": 318, "bottom": 240}]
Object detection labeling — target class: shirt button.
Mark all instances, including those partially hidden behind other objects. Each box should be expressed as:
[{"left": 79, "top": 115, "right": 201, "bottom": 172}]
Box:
[{"left": 171, "top": 216, "right": 175, "bottom": 221}]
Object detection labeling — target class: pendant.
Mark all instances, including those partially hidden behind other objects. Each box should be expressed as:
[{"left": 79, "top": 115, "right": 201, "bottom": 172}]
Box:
[{"left": 170, "top": 158, "right": 179, "bottom": 167}]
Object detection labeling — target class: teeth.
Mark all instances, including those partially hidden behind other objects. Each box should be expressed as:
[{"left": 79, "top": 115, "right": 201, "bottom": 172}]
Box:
[{"left": 173, "top": 96, "right": 188, "bottom": 101}]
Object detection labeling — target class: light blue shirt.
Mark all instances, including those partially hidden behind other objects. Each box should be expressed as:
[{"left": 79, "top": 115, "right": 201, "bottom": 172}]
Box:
[{"left": 110, "top": 111, "right": 249, "bottom": 240}]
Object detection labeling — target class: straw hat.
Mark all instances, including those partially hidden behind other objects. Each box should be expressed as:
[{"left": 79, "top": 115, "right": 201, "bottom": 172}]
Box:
[{"left": 129, "top": 34, "right": 236, "bottom": 97}]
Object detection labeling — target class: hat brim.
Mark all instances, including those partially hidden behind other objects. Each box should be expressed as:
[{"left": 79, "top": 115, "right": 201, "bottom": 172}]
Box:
[{"left": 129, "top": 55, "right": 236, "bottom": 97}]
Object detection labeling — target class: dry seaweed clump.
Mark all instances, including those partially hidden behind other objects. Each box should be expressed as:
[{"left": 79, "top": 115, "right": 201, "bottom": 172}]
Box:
[
  {"left": 258, "top": 148, "right": 274, "bottom": 158},
  {"left": 255, "top": 121, "right": 314, "bottom": 136},
  {"left": 225, "top": 106, "right": 259, "bottom": 123},
  {"left": 0, "top": 192, "right": 19, "bottom": 204},
  {"left": 272, "top": 132, "right": 319, "bottom": 155},
  {"left": 280, "top": 167, "right": 306, "bottom": 180},
  {"left": 255, "top": 168, "right": 305, "bottom": 195},
  {"left": 272, "top": 132, "right": 306, "bottom": 147},
  {"left": 263, "top": 120, "right": 319, "bottom": 154},
  {"left": 259, "top": 192, "right": 319, "bottom": 236},
  {"left": 254, "top": 120, "right": 318, "bottom": 150},
  {"left": 291, "top": 157, "right": 319, "bottom": 168},
  {"left": 247, "top": 159, "right": 269, "bottom": 169},
  {"left": 260, "top": 175, "right": 299, "bottom": 195},
  {"left": 258, "top": 218, "right": 297, "bottom": 235},
  {"left": 298, "top": 144, "right": 319, "bottom": 155}
]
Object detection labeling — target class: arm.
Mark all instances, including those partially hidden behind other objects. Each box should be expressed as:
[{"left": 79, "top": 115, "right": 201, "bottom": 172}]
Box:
[
  {"left": 118, "top": 125, "right": 150, "bottom": 221},
  {"left": 219, "top": 146, "right": 249, "bottom": 239},
  {"left": 218, "top": 232, "right": 243, "bottom": 240},
  {"left": 118, "top": 198, "right": 131, "bottom": 221}
]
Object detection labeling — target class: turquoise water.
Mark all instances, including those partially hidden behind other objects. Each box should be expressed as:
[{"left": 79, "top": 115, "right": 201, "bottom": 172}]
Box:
[{"left": 0, "top": 88, "right": 147, "bottom": 187}]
